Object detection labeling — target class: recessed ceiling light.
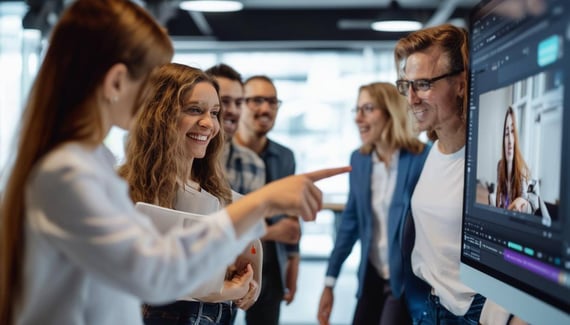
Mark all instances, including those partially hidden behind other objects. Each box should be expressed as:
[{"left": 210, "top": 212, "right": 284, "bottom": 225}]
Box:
[
  {"left": 371, "top": 20, "right": 423, "bottom": 32},
  {"left": 179, "top": 1, "right": 243, "bottom": 13}
]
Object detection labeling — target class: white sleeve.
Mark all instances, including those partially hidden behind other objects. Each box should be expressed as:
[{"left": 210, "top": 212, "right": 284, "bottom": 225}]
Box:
[
  {"left": 27, "top": 162, "right": 264, "bottom": 304},
  {"left": 230, "top": 190, "right": 266, "bottom": 250}
]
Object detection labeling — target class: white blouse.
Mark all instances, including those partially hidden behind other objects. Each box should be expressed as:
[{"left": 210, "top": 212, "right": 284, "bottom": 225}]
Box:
[
  {"left": 175, "top": 184, "right": 253, "bottom": 301},
  {"left": 16, "top": 143, "right": 264, "bottom": 325},
  {"left": 369, "top": 150, "right": 399, "bottom": 279}
]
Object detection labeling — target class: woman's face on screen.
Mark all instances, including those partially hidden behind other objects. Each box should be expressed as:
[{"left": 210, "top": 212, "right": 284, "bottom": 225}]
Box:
[{"left": 504, "top": 113, "right": 515, "bottom": 164}]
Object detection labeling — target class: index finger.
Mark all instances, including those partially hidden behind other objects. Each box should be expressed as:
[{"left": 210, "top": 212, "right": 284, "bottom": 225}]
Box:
[{"left": 303, "top": 166, "right": 351, "bottom": 182}]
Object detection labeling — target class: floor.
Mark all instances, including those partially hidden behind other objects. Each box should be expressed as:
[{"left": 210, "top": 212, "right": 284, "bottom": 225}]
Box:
[{"left": 234, "top": 210, "right": 360, "bottom": 325}]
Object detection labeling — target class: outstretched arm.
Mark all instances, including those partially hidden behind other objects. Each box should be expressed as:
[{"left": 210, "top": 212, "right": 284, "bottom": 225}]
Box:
[{"left": 225, "top": 166, "right": 351, "bottom": 237}]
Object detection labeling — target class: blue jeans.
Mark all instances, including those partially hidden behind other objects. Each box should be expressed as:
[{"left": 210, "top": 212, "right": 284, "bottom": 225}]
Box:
[
  {"left": 143, "top": 301, "right": 233, "bottom": 325},
  {"left": 413, "top": 293, "right": 485, "bottom": 325}
]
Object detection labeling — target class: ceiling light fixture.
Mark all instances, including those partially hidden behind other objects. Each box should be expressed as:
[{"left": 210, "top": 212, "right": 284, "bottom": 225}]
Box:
[
  {"left": 370, "top": 0, "right": 423, "bottom": 32},
  {"left": 179, "top": 1, "right": 243, "bottom": 13},
  {"left": 371, "top": 20, "right": 422, "bottom": 32}
]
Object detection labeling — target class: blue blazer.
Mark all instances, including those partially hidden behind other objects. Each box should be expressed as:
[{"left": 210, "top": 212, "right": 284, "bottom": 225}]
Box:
[{"left": 325, "top": 144, "right": 431, "bottom": 317}]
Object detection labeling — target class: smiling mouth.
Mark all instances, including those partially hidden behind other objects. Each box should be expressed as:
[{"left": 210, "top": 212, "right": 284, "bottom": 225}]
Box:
[
  {"left": 413, "top": 108, "right": 429, "bottom": 115},
  {"left": 187, "top": 133, "right": 208, "bottom": 142},
  {"left": 223, "top": 119, "right": 237, "bottom": 127},
  {"left": 256, "top": 116, "right": 272, "bottom": 124},
  {"left": 411, "top": 107, "right": 430, "bottom": 121}
]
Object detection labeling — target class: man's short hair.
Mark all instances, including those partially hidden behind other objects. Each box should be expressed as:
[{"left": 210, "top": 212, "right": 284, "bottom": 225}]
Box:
[
  {"left": 244, "top": 75, "right": 275, "bottom": 87},
  {"left": 205, "top": 63, "right": 242, "bottom": 84}
]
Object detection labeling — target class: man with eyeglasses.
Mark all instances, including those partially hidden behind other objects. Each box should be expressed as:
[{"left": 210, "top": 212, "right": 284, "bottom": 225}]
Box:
[
  {"left": 395, "top": 24, "right": 517, "bottom": 325},
  {"left": 205, "top": 64, "right": 266, "bottom": 196},
  {"left": 235, "top": 75, "right": 300, "bottom": 325}
]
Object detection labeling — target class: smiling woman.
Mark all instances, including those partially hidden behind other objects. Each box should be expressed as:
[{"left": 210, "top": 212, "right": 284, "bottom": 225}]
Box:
[
  {"left": 118, "top": 63, "right": 262, "bottom": 325},
  {"left": 120, "top": 63, "right": 229, "bottom": 209},
  {"left": 178, "top": 82, "right": 221, "bottom": 163},
  {"left": 318, "top": 82, "right": 429, "bottom": 325}
]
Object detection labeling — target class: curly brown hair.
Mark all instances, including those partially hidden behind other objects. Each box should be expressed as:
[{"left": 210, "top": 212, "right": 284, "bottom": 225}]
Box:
[{"left": 118, "top": 63, "right": 231, "bottom": 208}]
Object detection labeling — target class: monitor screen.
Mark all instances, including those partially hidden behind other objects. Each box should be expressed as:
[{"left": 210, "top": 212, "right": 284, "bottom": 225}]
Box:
[{"left": 461, "top": 0, "right": 570, "bottom": 323}]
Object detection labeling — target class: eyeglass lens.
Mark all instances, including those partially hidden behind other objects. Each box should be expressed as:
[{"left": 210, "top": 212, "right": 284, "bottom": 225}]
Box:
[
  {"left": 396, "top": 70, "right": 463, "bottom": 96},
  {"left": 246, "top": 96, "right": 281, "bottom": 107},
  {"left": 353, "top": 103, "right": 375, "bottom": 115}
]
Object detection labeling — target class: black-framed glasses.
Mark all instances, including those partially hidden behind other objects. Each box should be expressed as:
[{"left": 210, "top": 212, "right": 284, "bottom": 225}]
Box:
[
  {"left": 352, "top": 103, "right": 377, "bottom": 116},
  {"left": 245, "top": 96, "right": 282, "bottom": 108},
  {"left": 396, "top": 69, "right": 464, "bottom": 96},
  {"left": 220, "top": 96, "right": 244, "bottom": 107}
]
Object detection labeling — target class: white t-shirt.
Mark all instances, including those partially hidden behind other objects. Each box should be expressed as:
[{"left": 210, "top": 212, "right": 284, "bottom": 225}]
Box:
[{"left": 411, "top": 141, "right": 476, "bottom": 315}]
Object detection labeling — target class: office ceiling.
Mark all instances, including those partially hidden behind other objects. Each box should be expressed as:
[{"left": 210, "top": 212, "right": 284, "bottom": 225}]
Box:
[
  {"left": 148, "top": 0, "right": 479, "bottom": 42},
  {"left": 15, "top": 0, "right": 480, "bottom": 44}
]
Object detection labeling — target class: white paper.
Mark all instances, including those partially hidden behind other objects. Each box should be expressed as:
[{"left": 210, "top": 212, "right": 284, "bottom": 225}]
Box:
[{"left": 135, "top": 202, "right": 262, "bottom": 301}]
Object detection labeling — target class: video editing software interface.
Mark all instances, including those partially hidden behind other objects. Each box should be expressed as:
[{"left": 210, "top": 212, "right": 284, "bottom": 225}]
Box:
[{"left": 462, "top": 0, "right": 570, "bottom": 312}]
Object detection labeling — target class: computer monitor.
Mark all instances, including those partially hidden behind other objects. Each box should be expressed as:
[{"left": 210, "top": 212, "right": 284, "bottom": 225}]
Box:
[{"left": 461, "top": 0, "right": 570, "bottom": 323}]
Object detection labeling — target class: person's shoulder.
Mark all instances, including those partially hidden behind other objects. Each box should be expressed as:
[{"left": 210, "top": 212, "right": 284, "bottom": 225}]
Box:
[
  {"left": 39, "top": 143, "right": 106, "bottom": 172},
  {"left": 267, "top": 139, "right": 294, "bottom": 156},
  {"left": 396, "top": 142, "right": 432, "bottom": 171},
  {"left": 28, "top": 143, "right": 111, "bottom": 194},
  {"left": 423, "top": 141, "right": 434, "bottom": 152},
  {"left": 267, "top": 138, "right": 291, "bottom": 151},
  {"left": 231, "top": 190, "right": 243, "bottom": 202},
  {"left": 410, "top": 141, "right": 433, "bottom": 161},
  {"left": 350, "top": 148, "right": 369, "bottom": 161},
  {"left": 346, "top": 150, "right": 371, "bottom": 174},
  {"left": 402, "top": 141, "right": 433, "bottom": 157},
  {"left": 233, "top": 140, "right": 259, "bottom": 156},
  {"left": 232, "top": 141, "right": 264, "bottom": 165}
]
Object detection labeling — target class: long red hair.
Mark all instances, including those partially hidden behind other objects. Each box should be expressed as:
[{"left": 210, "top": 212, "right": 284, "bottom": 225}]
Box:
[
  {"left": 496, "top": 106, "right": 530, "bottom": 208},
  {"left": 0, "top": 1, "right": 173, "bottom": 323}
]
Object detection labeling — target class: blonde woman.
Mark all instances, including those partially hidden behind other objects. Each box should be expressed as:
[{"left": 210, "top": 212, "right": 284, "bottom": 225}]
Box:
[{"left": 318, "top": 82, "right": 430, "bottom": 325}]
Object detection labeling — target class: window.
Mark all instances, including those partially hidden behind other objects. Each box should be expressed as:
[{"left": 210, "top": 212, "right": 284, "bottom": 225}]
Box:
[{"left": 0, "top": 2, "right": 37, "bottom": 181}]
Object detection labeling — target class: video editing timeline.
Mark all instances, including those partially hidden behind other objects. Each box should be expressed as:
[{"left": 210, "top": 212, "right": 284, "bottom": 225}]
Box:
[
  {"left": 463, "top": 220, "right": 570, "bottom": 288},
  {"left": 462, "top": 0, "right": 570, "bottom": 312}
]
